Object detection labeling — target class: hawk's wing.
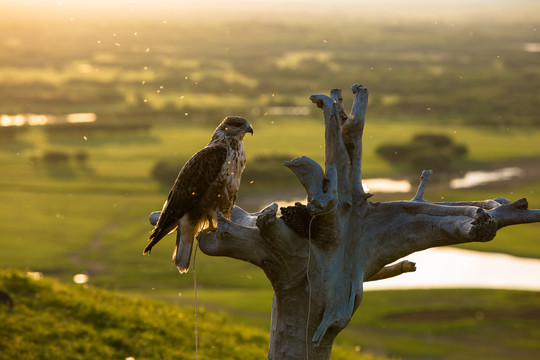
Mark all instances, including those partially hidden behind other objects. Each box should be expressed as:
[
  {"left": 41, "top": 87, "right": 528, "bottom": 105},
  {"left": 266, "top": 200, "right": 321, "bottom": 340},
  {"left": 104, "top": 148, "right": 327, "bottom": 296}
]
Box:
[{"left": 144, "top": 145, "right": 228, "bottom": 254}]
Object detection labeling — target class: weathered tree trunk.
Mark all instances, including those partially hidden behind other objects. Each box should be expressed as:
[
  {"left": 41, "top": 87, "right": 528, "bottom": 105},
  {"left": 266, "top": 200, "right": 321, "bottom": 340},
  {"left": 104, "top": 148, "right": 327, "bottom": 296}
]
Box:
[{"left": 150, "top": 85, "right": 540, "bottom": 360}]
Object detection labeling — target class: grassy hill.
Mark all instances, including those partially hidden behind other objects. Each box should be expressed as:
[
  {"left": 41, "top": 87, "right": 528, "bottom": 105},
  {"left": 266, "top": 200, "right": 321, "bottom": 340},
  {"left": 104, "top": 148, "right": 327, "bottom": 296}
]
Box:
[{"left": 0, "top": 269, "right": 378, "bottom": 360}]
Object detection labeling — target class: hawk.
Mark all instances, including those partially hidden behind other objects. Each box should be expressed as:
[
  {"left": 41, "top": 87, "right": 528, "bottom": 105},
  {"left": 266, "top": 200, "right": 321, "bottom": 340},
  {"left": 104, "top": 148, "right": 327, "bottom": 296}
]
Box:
[{"left": 144, "top": 116, "right": 253, "bottom": 273}]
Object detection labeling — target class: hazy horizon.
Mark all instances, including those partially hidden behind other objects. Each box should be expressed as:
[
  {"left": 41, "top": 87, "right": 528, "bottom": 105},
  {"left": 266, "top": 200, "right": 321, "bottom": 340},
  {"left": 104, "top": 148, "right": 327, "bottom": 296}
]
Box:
[{"left": 3, "top": 0, "right": 540, "bottom": 23}]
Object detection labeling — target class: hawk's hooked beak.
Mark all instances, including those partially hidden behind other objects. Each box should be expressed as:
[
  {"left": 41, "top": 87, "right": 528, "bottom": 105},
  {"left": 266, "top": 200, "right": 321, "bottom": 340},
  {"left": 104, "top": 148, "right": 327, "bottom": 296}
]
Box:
[{"left": 247, "top": 126, "right": 254, "bottom": 136}]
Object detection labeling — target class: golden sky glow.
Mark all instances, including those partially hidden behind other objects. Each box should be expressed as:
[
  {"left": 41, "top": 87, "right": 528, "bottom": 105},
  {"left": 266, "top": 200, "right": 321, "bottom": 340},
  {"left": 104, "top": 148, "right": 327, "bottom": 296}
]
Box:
[{"left": 3, "top": 0, "right": 540, "bottom": 23}]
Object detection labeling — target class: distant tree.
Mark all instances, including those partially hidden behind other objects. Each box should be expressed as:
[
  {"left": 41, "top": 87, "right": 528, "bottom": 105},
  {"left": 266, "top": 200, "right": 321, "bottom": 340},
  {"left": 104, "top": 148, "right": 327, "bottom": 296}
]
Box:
[
  {"left": 150, "top": 160, "right": 181, "bottom": 186},
  {"left": 376, "top": 133, "right": 468, "bottom": 170},
  {"left": 241, "top": 154, "right": 296, "bottom": 188},
  {"left": 42, "top": 151, "right": 70, "bottom": 166},
  {"left": 0, "top": 126, "right": 28, "bottom": 140},
  {"left": 74, "top": 150, "right": 89, "bottom": 167}
]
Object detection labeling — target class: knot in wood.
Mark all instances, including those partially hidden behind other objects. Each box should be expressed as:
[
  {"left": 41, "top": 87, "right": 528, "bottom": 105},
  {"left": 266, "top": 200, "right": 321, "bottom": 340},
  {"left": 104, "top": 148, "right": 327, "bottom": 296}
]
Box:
[{"left": 280, "top": 202, "right": 319, "bottom": 238}]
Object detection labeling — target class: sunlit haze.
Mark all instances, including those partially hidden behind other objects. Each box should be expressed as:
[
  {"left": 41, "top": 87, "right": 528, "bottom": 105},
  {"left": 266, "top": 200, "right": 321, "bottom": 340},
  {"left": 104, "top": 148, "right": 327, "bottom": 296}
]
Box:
[{"left": 3, "top": 0, "right": 540, "bottom": 22}]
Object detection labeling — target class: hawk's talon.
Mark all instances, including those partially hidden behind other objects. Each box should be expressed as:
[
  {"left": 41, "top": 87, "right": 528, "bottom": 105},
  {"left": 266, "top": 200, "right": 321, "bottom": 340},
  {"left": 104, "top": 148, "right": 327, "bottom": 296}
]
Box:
[{"left": 201, "top": 227, "right": 217, "bottom": 234}]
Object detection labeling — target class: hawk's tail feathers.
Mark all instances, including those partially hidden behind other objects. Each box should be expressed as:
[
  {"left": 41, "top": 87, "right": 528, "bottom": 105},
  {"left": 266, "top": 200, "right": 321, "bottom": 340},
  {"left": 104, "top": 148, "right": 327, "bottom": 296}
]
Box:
[{"left": 174, "top": 235, "right": 194, "bottom": 274}]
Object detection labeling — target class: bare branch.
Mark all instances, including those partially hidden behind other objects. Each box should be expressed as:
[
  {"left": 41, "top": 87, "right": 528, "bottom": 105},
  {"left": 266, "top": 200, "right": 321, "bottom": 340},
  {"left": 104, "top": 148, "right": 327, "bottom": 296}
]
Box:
[
  {"left": 310, "top": 93, "right": 352, "bottom": 204},
  {"left": 306, "top": 164, "right": 338, "bottom": 216},
  {"left": 256, "top": 202, "right": 291, "bottom": 240},
  {"left": 348, "top": 84, "right": 369, "bottom": 123},
  {"left": 329, "top": 88, "right": 349, "bottom": 126},
  {"left": 410, "top": 170, "right": 510, "bottom": 209},
  {"left": 488, "top": 198, "right": 540, "bottom": 229},
  {"left": 435, "top": 199, "right": 509, "bottom": 210},
  {"left": 197, "top": 212, "right": 267, "bottom": 268},
  {"left": 284, "top": 157, "right": 340, "bottom": 244},
  {"left": 412, "top": 170, "right": 433, "bottom": 202},
  {"left": 365, "top": 260, "right": 417, "bottom": 282},
  {"left": 342, "top": 84, "right": 371, "bottom": 202},
  {"left": 231, "top": 203, "right": 274, "bottom": 227},
  {"left": 309, "top": 94, "right": 347, "bottom": 168},
  {"left": 284, "top": 156, "right": 325, "bottom": 202},
  {"left": 364, "top": 201, "right": 498, "bottom": 276}
]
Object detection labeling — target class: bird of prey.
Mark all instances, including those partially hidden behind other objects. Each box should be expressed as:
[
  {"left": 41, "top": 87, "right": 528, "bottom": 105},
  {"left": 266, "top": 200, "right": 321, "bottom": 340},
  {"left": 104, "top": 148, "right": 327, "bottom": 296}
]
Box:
[{"left": 144, "top": 116, "right": 253, "bottom": 273}]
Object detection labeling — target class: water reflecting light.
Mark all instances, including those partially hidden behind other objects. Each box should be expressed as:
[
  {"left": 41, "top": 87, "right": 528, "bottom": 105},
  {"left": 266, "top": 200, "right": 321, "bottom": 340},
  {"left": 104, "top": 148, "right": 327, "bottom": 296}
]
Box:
[
  {"left": 1, "top": 114, "right": 26, "bottom": 126},
  {"left": 364, "top": 247, "right": 540, "bottom": 291},
  {"left": 450, "top": 167, "right": 523, "bottom": 189},
  {"left": 524, "top": 42, "right": 540, "bottom": 53},
  {"left": 0, "top": 113, "right": 96, "bottom": 126},
  {"left": 363, "top": 178, "right": 411, "bottom": 193},
  {"left": 67, "top": 113, "right": 97, "bottom": 123}
]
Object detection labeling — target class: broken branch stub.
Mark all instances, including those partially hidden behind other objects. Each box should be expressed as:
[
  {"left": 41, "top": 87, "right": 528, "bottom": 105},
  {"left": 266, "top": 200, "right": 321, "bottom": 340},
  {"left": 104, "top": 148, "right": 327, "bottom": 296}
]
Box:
[{"left": 147, "top": 84, "right": 540, "bottom": 360}]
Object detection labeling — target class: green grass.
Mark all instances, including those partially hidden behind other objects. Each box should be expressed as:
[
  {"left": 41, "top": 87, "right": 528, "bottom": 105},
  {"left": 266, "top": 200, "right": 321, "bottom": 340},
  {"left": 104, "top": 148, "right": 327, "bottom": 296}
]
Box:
[
  {"left": 345, "top": 289, "right": 540, "bottom": 360},
  {"left": 0, "top": 268, "right": 271, "bottom": 360},
  {"left": 0, "top": 269, "right": 380, "bottom": 360}
]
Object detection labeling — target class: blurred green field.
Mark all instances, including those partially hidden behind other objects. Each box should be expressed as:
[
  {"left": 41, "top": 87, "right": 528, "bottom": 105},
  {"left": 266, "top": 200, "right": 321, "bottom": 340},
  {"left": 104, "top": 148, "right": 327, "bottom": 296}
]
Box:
[
  {"left": 1, "top": 12, "right": 540, "bottom": 126},
  {"left": 1, "top": 116, "right": 539, "bottom": 290}
]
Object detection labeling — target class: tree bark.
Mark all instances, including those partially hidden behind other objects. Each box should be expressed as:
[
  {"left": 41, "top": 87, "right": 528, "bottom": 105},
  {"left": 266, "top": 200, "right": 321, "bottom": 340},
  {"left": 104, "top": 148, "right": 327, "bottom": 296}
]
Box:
[{"left": 149, "top": 85, "right": 540, "bottom": 360}]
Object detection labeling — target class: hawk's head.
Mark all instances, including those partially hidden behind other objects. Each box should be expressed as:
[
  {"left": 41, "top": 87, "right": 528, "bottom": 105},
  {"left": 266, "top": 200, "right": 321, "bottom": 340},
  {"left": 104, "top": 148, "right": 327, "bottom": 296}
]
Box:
[{"left": 216, "top": 116, "right": 254, "bottom": 139}]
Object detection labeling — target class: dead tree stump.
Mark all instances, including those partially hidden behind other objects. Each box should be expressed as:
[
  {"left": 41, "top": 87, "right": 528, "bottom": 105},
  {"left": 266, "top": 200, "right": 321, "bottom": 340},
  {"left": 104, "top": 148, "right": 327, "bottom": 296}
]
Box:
[{"left": 149, "top": 84, "right": 540, "bottom": 360}]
